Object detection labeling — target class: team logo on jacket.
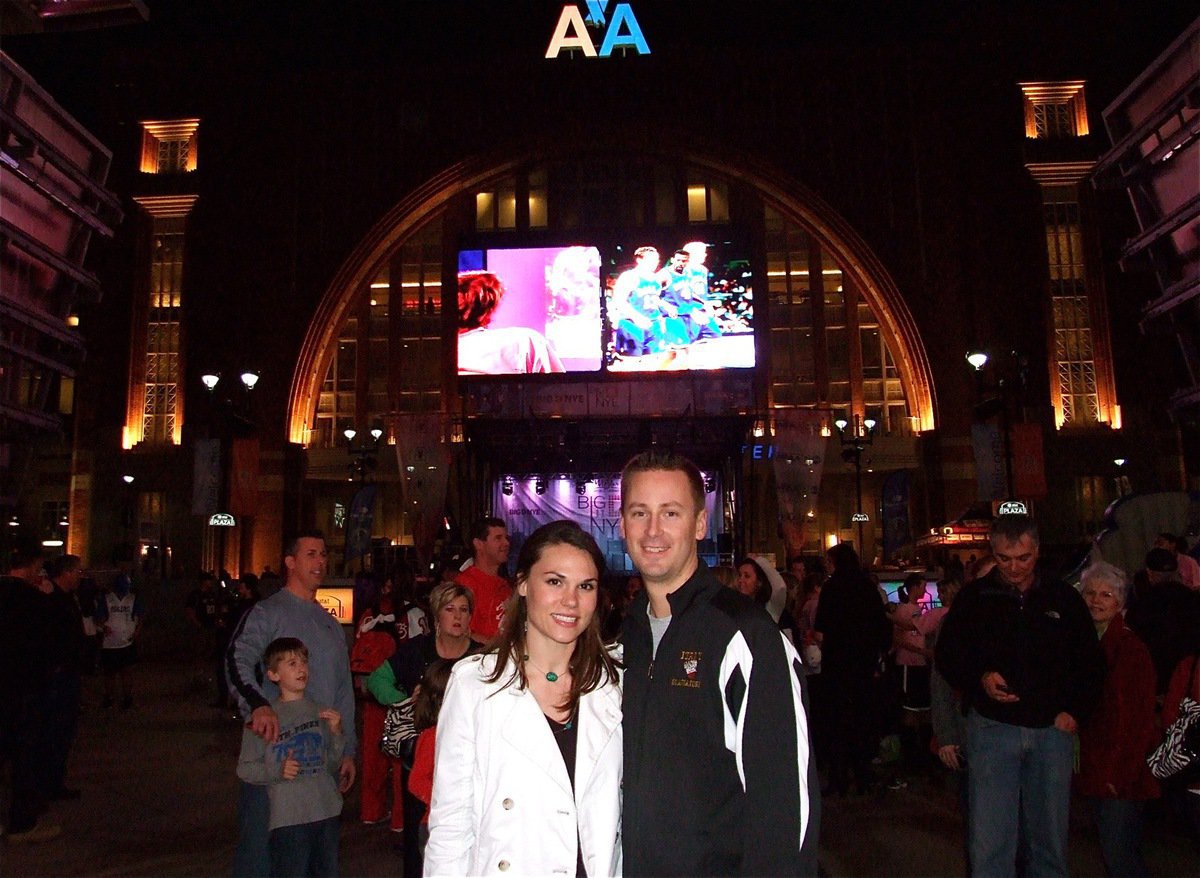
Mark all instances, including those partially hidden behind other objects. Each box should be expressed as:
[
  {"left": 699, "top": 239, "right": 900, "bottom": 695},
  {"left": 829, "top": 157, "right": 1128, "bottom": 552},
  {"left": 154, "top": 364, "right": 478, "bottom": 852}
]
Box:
[{"left": 671, "top": 650, "right": 702, "bottom": 688}]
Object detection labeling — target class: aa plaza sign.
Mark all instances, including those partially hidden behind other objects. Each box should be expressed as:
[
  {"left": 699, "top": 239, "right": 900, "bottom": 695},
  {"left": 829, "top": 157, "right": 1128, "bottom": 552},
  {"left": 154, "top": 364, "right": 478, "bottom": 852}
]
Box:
[{"left": 546, "top": 2, "right": 650, "bottom": 59}]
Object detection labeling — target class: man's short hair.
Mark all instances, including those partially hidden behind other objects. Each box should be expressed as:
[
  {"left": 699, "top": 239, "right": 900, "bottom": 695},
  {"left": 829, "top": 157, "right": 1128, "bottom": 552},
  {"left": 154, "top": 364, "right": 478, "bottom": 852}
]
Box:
[
  {"left": 620, "top": 451, "right": 705, "bottom": 514},
  {"left": 7, "top": 538, "right": 44, "bottom": 572},
  {"left": 265, "top": 637, "right": 308, "bottom": 670},
  {"left": 469, "top": 517, "right": 506, "bottom": 545},
  {"left": 45, "top": 554, "right": 81, "bottom": 581},
  {"left": 1145, "top": 547, "right": 1178, "bottom": 574},
  {"left": 284, "top": 530, "right": 325, "bottom": 559},
  {"left": 989, "top": 513, "right": 1038, "bottom": 547}
]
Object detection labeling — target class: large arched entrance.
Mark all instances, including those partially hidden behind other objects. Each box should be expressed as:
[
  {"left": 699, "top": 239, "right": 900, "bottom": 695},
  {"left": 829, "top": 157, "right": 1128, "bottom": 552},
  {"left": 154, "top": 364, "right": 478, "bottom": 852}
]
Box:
[{"left": 287, "top": 146, "right": 937, "bottom": 568}]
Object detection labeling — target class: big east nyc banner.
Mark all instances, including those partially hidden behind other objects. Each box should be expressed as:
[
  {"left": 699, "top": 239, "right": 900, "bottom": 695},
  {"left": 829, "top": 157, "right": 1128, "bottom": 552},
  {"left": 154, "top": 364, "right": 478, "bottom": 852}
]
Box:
[{"left": 493, "top": 474, "right": 718, "bottom": 570}]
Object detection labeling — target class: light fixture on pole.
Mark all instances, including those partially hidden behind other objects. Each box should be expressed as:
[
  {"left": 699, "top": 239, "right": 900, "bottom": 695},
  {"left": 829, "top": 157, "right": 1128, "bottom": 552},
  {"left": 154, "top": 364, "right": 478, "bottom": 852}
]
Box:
[
  {"left": 835, "top": 414, "right": 876, "bottom": 559},
  {"left": 966, "top": 349, "right": 1023, "bottom": 500},
  {"left": 1113, "top": 458, "right": 1131, "bottom": 497},
  {"left": 201, "top": 372, "right": 220, "bottom": 391},
  {"left": 240, "top": 371, "right": 260, "bottom": 391},
  {"left": 345, "top": 425, "right": 383, "bottom": 483}
]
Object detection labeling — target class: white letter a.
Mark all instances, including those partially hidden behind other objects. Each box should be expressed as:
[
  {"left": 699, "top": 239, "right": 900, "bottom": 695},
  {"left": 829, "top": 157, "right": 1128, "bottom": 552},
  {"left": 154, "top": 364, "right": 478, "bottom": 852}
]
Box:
[{"left": 546, "top": 6, "right": 598, "bottom": 58}]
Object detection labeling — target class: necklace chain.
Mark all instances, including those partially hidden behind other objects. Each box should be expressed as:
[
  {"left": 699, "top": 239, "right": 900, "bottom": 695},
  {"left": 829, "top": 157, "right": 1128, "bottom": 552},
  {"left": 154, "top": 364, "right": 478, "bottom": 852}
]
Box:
[{"left": 523, "top": 654, "right": 568, "bottom": 683}]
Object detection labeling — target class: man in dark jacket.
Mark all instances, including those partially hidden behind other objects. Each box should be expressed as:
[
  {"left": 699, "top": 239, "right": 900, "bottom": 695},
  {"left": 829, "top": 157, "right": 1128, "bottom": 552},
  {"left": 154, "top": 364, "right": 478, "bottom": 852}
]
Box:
[
  {"left": 41, "top": 553, "right": 87, "bottom": 801},
  {"left": 619, "top": 451, "right": 815, "bottom": 876},
  {"left": 1125, "top": 547, "right": 1200, "bottom": 693},
  {"left": 0, "top": 542, "right": 60, "bottom": 842},
  {"left": 936, "top": 514, "right": 1104, "bottom": 878}
]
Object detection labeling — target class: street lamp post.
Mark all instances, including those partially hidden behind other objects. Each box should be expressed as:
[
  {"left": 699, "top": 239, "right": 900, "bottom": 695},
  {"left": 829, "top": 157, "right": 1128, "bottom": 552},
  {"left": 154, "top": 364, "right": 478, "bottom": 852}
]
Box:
[
  {"left": 966, "top": 350, "right": 1025, "bottom": 500},
  {"left": 343, "top": 423, "right": 384, "bottom": 572},
  {"left": 344, "top": 423, "right": 384, "bottom": 484},
  {"left": 200, "top": 370, "right": 259, "bottom": 577},
  {"left": 835, "top": 415, "right": 877, "bottom": 560}
]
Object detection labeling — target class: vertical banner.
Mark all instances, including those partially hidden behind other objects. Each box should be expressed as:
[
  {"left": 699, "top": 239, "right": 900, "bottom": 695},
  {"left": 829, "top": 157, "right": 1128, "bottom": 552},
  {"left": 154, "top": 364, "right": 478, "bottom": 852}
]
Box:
[
  {"left": 192, "top": 437, "right": 221, "bottom": 515},
  {"left": 881, "top": 470, "right": 912, "bottom": 562},
  {"left": 345, "top": 484, "right": 378, "bottom": 563},
  {"left": 1011, "top": 422, "right": 1048, "bottom": 499},
  {"left": 229, "top": 437, "right": 260, "bottom": 516},
  {"left": 771, "top": 409, "right": 829, "bottom": 558},
  {"left": 393, "top": 413, "right": 451, "bottom": 565},
  {"left": 971, "top": 422, "right": 1006, "bottom": 501}
]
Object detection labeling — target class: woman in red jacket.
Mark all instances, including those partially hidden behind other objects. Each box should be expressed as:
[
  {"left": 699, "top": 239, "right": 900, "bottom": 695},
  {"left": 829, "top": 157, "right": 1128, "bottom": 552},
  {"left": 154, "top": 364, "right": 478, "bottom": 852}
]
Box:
[{"left": 1077, "top": 561, "right": 1159, "bottom": 878}]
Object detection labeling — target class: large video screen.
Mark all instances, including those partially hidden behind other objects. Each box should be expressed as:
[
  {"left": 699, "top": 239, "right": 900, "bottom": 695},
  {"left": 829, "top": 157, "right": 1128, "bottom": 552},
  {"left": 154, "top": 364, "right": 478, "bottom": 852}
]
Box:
[
  {"left": 456, "top": 236, "right": 754, "bottom": 376},
  {"left": 604, "top": 237, "right": 754, "bottom": 372},
  {"left": 457, "top": 245, "right": 603, "bottom": 375}
]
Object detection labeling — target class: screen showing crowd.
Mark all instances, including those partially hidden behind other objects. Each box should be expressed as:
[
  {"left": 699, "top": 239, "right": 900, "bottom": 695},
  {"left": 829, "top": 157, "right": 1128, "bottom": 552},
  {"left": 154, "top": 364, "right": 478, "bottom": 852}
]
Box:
[{"left": 456, "top": 239, "right": 754, "bottom": 376}]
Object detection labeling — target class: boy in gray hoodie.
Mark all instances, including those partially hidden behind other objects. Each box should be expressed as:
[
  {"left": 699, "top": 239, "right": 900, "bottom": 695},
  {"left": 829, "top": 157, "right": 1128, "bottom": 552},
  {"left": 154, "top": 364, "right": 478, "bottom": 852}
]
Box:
[{"left": 237, "top": 637, "right": 344, "bottom": 877}]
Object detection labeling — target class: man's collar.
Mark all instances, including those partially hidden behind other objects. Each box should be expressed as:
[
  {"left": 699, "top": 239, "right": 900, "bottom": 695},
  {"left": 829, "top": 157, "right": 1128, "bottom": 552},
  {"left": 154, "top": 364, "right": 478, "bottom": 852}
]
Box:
[
  {"left": 663, "top": 560, "right": 714, "bottom": 615},
  {"left": 283, "top": 583, "right": 320, "bottom": 603}
]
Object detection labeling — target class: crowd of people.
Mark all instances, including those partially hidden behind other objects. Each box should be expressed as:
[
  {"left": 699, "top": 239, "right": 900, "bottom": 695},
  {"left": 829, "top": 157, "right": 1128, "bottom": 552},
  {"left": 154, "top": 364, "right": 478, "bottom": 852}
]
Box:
[
  {"left": 5, "top": 459, "right": 1200, "bottom": 877},
  {"left": 0, "top": 545, "right": 144, "bottom": 842}
]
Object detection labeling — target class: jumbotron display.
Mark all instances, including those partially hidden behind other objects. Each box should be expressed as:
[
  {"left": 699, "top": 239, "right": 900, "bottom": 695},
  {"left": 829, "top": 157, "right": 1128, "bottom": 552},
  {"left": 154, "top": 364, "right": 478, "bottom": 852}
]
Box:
[
  {"left": 456, "top": 237, "right": 754, "bottom": 376},
  {"left": 604, "top": 238, "right": 754, "bottom": 372}
]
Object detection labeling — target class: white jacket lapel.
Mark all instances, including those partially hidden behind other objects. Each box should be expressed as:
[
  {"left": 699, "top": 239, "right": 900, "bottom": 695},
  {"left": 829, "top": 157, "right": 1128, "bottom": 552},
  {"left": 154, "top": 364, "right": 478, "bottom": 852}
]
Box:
[
  {"left": 573, "top": 682, "right": 622, "bottom": 799},
  {"left": 499, "top": 685, "right": 574, "bottom": 797}
]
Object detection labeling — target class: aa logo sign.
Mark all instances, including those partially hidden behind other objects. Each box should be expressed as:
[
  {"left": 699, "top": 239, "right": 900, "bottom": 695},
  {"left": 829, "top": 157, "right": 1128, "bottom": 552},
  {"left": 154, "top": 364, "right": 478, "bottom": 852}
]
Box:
[{"left": 546, "top": 1, "right": 650, "bottom": 59}]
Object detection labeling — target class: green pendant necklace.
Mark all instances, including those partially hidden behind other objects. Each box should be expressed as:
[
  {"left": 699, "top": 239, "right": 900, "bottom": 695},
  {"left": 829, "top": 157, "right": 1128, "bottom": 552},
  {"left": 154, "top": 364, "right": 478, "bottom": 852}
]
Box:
[{"left": 523, "top": 654, "right": 566, "bottom": 683}]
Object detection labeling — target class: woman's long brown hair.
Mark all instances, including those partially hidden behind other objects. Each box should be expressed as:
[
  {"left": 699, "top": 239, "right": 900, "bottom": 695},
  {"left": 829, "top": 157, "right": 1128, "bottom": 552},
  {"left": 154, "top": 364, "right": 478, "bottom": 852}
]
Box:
[{"left": 483, "top": 519, "right": 619, "bottom": 712}]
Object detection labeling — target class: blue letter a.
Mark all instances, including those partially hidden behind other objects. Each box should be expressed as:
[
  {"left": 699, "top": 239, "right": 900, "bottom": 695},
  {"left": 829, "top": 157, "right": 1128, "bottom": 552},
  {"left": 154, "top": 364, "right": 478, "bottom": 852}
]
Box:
[{"left": 598, "top": 4, "right": 650, "bottom": 57}]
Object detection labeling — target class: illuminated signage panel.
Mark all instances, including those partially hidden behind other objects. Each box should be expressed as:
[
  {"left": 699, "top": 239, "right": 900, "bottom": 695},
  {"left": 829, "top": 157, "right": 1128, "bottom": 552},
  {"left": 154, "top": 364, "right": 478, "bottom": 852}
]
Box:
[
  {"left": 316, "top": 588, "right": 354, "bottom": 625},
  {"left": 546, "top": 2, "right": 650, "bottom": 59}
]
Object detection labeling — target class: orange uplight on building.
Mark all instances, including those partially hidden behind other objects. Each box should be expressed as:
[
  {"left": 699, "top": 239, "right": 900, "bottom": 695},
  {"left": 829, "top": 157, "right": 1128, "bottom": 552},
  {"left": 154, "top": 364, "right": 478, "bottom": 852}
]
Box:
[{"left": 139, "top": 119, "right": 200, "bottom": 174}]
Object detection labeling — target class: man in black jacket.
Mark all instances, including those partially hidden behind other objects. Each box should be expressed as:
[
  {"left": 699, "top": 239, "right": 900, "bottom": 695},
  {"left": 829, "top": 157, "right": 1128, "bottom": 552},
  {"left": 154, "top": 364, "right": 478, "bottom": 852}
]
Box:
[
  {"left": 0, "top": 542, "right": 60, "bottom": 842},
  {"left": 619, "top": 451, "right": 814, "bottom": 876},
  {"left": 936, "top": 514, "right": 1103, "bottom": 878}
]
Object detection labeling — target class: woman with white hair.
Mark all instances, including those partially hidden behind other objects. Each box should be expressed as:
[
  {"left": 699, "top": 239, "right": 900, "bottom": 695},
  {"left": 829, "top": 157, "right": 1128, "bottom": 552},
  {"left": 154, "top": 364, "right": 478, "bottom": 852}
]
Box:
[{"left": 1076, "top": 561, "right": 1159, "bottom": 878}]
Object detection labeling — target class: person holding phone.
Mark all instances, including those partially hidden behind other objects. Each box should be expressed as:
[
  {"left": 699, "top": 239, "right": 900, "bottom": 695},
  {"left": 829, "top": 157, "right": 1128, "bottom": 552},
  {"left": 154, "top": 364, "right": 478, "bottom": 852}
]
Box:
[{"left": 937, "top": 515, "right": 1104, "bottom": 878}]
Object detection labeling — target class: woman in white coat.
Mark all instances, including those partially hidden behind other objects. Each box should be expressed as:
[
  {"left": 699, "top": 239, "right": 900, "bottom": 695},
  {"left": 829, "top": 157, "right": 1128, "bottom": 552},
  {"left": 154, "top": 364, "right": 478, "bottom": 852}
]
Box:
[{"left": 425, "top": 520, "right": 622, "bottom": 877}]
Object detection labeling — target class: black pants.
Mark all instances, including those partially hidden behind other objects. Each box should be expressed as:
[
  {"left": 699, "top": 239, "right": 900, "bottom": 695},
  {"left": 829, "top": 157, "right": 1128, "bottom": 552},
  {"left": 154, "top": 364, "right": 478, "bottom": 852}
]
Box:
[
  {"left": 1, "top": 687, "right": 48, "bottom": 832},
  {"left": 825, "top": 671, "right": 877, "bottom": 794},
  {"left": 400, "top": 763, "right": 426, "bottom": 878},
  {"left": 39, "top": 669, "right": 81, "bottom": 795}
]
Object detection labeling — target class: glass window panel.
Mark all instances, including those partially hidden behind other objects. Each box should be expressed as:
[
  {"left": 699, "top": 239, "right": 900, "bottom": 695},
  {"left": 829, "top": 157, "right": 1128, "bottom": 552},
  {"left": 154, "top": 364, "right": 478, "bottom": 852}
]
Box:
[
  {"left": 336, "top": 342, "right": 356, "bottom": 391},
  {"left": 709, "top": 182, "right": 729, "bottom": 221},
  {"left": 861, "top": 328, "right": 883, "bottom": 378},
  {"left": 824, "top": 292, "right": 845, "bottom": 328},
  {"left": 475, "top": 192, "right": 494, "bottom": 230},
  {"left": 772, "top": 383, "right": 798, "bottom": 407},
  {"left": 686, "top": 185, "right": 707, "bottom": 222},
  {"left": 827, "top": 327, "right": 848, "bottom": 381},
  {"left": 498, "top": 188, "right": 517, "bottom": 229}
]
